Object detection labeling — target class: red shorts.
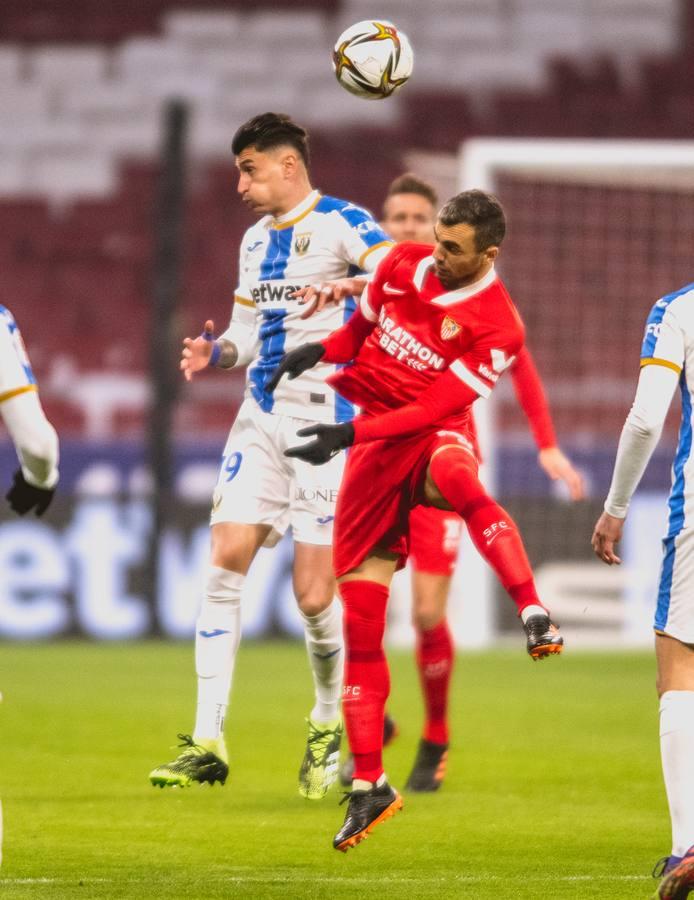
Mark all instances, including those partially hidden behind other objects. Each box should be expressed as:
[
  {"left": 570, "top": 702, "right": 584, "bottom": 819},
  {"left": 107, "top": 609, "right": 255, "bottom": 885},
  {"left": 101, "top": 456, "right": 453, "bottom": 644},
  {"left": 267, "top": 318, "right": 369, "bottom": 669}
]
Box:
[
  {"left": 408, "top": 504, "right": 464, "bottom": 576},
  {"left": 333, "top": 427, "right": 475, "bottom": 579}
]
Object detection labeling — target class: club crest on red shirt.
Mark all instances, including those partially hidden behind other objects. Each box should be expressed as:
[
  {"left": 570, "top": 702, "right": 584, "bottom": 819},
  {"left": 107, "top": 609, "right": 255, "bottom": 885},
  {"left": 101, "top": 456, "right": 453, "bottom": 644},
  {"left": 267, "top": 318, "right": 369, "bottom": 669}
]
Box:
[{"left": 440, "top": 315, "right": 461, "bottom": 340}]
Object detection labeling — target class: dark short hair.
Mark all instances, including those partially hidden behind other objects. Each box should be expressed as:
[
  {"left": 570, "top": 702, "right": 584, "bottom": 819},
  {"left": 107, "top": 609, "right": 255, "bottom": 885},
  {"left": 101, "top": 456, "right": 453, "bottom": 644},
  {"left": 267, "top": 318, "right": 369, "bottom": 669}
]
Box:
[
  {"left": 438, "top": 189, "right": 506, "bottom": 251},
  {"left": 385, "top": 173, "right": 438, "bottom": 207},
  {"left": 231, "top": 112, "right": 310, "bottom": 167}
]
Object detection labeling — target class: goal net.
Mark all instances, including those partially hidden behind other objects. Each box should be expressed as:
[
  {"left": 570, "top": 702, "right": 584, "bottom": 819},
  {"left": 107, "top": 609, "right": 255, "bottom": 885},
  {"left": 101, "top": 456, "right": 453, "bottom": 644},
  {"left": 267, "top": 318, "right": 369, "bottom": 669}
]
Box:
[{"left": 390, "top": 139, "right": 694, "bottom": 649}]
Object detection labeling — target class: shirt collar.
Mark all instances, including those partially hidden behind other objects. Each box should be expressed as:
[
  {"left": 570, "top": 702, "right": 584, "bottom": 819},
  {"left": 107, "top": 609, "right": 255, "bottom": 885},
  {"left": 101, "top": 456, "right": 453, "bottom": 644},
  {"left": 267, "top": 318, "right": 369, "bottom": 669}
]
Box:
[
  {"left": 270, "top": 189, "right": 321, "bottom": 229},
  {"left": 430, "top": 264, "right": 498, "bottom": 307}
]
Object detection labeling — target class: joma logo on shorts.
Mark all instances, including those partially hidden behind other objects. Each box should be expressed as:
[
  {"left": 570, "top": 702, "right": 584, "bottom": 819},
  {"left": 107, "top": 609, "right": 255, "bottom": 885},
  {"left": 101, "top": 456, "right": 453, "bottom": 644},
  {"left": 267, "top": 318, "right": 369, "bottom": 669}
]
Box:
[{"left": 295, "top": 487, "right": 339, "bottom": 503}]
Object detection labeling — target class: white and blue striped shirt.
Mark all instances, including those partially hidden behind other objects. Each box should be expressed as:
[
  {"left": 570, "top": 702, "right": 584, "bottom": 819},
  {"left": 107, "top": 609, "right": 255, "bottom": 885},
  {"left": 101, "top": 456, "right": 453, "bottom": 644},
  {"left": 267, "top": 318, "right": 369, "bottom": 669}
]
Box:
[
  {"left": 640, "top": 282, "right": 694, "bottom": 542},
  {"left": 220, "top": 189, "right": 393, "bottom": 422}
]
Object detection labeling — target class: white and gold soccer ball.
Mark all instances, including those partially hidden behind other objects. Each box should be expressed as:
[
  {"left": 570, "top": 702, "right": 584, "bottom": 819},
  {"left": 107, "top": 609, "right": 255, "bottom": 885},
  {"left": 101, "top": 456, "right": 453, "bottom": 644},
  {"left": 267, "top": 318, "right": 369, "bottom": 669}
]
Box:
[{"left": 332, "top": 20, "right": 413, "bottom": 100}]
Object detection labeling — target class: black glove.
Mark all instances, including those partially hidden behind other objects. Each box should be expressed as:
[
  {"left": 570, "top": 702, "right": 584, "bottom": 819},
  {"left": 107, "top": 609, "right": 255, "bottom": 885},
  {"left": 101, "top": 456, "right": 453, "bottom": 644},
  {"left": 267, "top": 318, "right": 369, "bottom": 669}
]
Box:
[
  {"left": 6, "top": 468, "right": 56, "bottom": 516},
  {"left": 266, "top": 343, "right": 325, "bottom": 394},
  {"left": 284, "top": 423, "right": 355, "bottom": 466}
]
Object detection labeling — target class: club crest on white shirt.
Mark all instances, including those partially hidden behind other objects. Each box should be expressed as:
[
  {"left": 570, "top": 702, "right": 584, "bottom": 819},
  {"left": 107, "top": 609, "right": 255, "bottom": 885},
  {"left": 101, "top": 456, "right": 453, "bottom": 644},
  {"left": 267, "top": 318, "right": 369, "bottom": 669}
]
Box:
[
  {"left": 440, "top": 315, "right": 461, "bottom": 340},
  {"left": 294, "top": 233, "right": 311, "bottom": 256}
]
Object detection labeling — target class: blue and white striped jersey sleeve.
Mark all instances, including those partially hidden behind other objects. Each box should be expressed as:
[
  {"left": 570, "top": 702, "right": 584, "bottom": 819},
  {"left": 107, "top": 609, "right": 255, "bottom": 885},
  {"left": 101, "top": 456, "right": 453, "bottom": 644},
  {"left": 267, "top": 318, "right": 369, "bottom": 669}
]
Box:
[
  {"left": 0, "top": 305, "right": 38, "bottom": 403},
  {"left": 641, "top": 297, "right": 686, "bottom": 375},
  {"left": 315, "top": 197, "right": 393, "bottom": 273}
]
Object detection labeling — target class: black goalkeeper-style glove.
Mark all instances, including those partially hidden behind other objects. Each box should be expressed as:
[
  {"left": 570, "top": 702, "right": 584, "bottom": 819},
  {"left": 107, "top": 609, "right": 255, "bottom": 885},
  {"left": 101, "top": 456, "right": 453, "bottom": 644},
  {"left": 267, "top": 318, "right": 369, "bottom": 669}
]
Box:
[
  {"left": 6, "top": 468, "right": 56, "bottom": 516},
  {"left": 284, "top": 423, "right": 355, "bottom": 466},
  {"left": 266, "top": 342, "right": 326, "bottom": 394}
]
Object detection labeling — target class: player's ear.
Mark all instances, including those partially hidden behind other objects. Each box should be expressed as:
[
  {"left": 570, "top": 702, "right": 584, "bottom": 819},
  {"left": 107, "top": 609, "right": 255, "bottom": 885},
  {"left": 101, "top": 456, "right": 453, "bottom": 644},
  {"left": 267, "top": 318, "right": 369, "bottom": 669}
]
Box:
[
  {"left": 281, "top": 150, "right": 299, "bottom": 179},
  {"left": 485, "top": 245, "right": 500, "bottom": 263}
]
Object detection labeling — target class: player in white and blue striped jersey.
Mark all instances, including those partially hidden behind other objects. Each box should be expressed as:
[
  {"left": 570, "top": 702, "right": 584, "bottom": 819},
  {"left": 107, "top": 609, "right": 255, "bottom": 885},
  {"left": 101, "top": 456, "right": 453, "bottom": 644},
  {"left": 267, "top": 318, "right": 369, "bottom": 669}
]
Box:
[
  {"left": 149, "top": 113, "right": 393, "bottom": 799},
  {"left": 592, "top": 282, "right": 694, "bottom": 897},
  {"left": 0, "top": 305, "right": 58, "bottom": 516}
]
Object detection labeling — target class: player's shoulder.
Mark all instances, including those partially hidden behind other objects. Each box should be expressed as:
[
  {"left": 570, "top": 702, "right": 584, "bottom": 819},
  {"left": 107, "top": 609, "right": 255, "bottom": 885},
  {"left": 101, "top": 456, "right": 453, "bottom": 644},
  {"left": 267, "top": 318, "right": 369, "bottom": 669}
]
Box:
[
  {"left": 313, "top": 194, "right": 380, "bottom": 228},
  {"left": 394, "top": 241, "right": 434, "bottom": 262},
  {"left": 0, "top": 304, "right": 16, "bottom": 331},
  {"left": 493, "top": 277, "right": 524, "bottom": 332},
  {"left": 483, "top": 273, "right": 519, "bottom": 312},
  {"left": 649, "top": 282, "right": 694, "bottom": 325},
  {"left": 457, "top": 273, "right": 524, "bottom": 344},
  {"left": 383, "top": 241, "right": 434, "bottom": 278}
]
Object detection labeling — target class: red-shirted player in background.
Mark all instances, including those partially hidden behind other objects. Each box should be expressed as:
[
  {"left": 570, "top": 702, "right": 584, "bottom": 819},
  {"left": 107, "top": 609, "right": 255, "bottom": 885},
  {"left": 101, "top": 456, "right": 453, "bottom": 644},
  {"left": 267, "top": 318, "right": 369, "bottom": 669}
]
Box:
[
  {"left": 301, "top": 175, "right": 584, "bottom": 795},
  {"left": 269, "top": 189, "right": 566, "bottom": 851}
]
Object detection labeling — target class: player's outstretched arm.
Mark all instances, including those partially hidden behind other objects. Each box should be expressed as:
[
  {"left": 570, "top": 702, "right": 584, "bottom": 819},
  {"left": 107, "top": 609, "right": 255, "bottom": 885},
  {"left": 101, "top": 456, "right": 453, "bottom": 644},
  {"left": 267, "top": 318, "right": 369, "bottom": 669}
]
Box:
[
  {"left": 180, "top": 320, "right": 238, "bottom": 381},
  {"left": 284, "top": 368, "right": 480, "bottom": 465},
  {"left": 592, "top": 361, "right": 680, "bottom": 564},
  {"left": 1, "top": 391, "right": 59, "bottom": 516},
  {"left": 293, "top": 277, "right": 368, "bottom": 319},
  {"left": 509, "top": 347, "right": 585, "bottom": 500}
]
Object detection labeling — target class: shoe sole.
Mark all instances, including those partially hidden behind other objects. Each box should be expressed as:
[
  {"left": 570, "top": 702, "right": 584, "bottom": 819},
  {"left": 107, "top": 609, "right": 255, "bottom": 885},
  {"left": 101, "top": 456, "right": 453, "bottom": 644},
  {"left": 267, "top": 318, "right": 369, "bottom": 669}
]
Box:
[
  {"left": 150, "top": 776, "right": 191, "bottom": 788},
  {"left": 654, "top": 857, "right": 694, "bottom": 898},
  {"left": 335, "top": 792, "right": 404, "bottom": 852},
  {"left": 150, "top": 776, "right": 227, "bottom": 787},
  {"left": 298, "top": 780, "right": 333, "bottom": 801},
  {"left": 149, "top": 767, "right": 227, "bottom": 789},
  {"left": 529, "top": 643, "right": 563, "bottom": 660}
]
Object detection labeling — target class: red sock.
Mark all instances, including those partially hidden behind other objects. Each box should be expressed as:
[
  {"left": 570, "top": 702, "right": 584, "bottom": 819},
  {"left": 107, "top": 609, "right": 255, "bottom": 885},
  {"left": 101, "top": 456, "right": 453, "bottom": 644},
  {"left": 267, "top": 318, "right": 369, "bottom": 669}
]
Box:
[
  {"left": 416, "top": 619, "right": 453, "bottom": 745},
  {"left": 429, "top": 449, "right": 543, "bottom": 616},
  {"left": 339, "top": 580, "right": 390, "bottom": 783}
]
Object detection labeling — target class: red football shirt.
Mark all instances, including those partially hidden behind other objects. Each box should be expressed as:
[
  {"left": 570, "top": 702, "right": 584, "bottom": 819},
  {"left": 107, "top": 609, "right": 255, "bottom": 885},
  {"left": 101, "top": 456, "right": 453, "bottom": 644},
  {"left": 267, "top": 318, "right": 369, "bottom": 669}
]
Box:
[{"left": 327, "top": 242, "right": 525, "bottom": 436}]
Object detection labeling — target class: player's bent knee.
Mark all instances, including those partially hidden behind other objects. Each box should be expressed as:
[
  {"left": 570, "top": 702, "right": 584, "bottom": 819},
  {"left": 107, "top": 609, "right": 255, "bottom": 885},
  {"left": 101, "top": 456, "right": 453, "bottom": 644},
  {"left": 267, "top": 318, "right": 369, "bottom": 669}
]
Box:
[
  {"left": 655, "top": 634, "right": 694, "bottom": 696},
  {"left": 413, "top": 607, "right": 446, "bottom": 631},
  {"left": 427, "top": 447, "right": 496, "bottom": 518},
  {"left": 206, "top": 566, "right": 245, "bottom": 603},
  {"left": 210, "top": 522, "right": 268, "bottom": 573},
  {"left": 296, "top": 589, "right": 334, "bottom": 618}
]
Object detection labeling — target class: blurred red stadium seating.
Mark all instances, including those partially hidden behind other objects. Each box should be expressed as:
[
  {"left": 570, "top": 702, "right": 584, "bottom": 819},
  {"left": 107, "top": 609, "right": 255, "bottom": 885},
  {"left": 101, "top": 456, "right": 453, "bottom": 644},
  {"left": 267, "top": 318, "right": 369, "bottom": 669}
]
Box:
[
  {"left": 1, "top": 1, "right": 692, "bottom": 439},
  {"left": 0, "top": 0, "right": 334, "bottom": 43}
]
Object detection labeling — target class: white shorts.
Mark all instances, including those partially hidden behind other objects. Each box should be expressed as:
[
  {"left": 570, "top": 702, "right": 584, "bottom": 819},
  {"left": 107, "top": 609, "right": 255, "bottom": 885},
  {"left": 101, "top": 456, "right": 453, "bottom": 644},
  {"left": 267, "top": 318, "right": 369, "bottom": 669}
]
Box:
[
  {"left": 655, "top": 526, "right": 694, "bottom": 643},
  {"left": 210, "top": 399, "right": 345, "bottom": 546}
]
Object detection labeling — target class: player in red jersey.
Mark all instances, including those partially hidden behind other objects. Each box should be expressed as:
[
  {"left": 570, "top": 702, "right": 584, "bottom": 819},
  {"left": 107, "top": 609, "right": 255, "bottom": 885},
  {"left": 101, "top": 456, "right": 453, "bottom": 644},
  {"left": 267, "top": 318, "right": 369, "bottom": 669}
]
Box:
[
  {"left": 269, "top": 189, "right": 564, "bottom": 850},
  {"left": 304, "top": 175, "right": 584, "bottom": 793}
]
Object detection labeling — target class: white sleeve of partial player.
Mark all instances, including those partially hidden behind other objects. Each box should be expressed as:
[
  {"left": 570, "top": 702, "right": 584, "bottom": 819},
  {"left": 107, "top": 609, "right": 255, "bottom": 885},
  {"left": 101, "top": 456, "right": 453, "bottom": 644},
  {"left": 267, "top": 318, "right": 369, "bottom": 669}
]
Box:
[
  {"left": 1, "top": 391, "right": 59, "bottom": 489},
  {"left": 604, "top": 363, "right": 680, "bottom": 517}
]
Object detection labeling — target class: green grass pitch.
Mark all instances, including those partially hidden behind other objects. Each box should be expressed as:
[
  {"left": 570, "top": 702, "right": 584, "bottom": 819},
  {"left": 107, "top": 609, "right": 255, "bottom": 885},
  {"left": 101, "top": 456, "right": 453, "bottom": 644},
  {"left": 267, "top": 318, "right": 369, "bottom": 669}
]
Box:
[{"left": 0, "top": 642, "right": 667, "bottom": 898}]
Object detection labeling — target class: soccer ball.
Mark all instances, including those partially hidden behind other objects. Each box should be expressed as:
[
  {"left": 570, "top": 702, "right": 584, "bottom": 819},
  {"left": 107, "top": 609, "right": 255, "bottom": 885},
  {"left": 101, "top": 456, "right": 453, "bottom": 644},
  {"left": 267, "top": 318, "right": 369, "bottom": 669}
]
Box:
[{"left": 332, "top": 20, "right": 414, "bottom": 100}]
